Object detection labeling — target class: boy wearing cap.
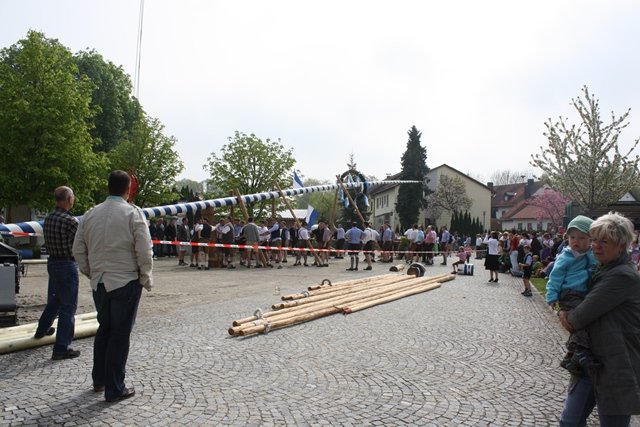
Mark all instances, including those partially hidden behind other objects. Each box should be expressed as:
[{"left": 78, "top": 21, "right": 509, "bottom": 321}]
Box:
[{"left": 545, "top": 215, "right": 598, "bottom": 374}]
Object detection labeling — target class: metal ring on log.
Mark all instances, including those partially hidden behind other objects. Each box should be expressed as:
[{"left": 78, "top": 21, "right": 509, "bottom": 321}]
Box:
[
  {"left": 407, "top": 263, "right": 426, "bottom": 277},
  {"left": 321, "top": 279, "right": 332, "bottom": 286}
]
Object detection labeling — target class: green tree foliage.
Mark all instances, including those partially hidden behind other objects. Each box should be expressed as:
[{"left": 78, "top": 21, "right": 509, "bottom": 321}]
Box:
[
  {"left": 531, "top": 86, "right": 640, "bottom": 214},
  {"left": 396, "top": 126, "right": 429, "bottom": 230},
  {"left": 74, "top": 50, "right": 142, "bottom": 153},
  {"left": 0, "top": 31, "right": 107, "bottom": 215},
  {"left": 109, "top": 115, "right": 184, "bottom": 207},
  {"left": 205, "top": 131, "right": 296, "bottom": 218},
  {"left": 295, "top": 177, "right": 334, "bottom": 222},
  {"left": 450, "top": 210, "right": 483, "bottom": 237},
  {"left": 175, "top": 178, "right": 204, "bottom": 196}
]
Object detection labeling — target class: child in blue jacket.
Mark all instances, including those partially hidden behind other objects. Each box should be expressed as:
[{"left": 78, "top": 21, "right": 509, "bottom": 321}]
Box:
[{"left": 546, "top": 215, "right": 598, "bottom": 374}]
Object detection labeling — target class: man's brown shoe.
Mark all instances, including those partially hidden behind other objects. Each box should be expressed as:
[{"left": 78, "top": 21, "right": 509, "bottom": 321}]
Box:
[{"left": 105, "top": 387, "right": 135, "bottom": 403}]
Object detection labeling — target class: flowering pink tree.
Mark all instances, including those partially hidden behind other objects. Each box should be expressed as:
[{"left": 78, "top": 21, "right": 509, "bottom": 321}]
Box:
[{"left": 526, "top": 189, "right": 572, "bottom": 230}]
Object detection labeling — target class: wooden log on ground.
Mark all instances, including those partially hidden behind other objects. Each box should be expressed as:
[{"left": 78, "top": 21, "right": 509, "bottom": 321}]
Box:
[
  {"left": 0, "top": 312, "right": 98, "bottom": 338},
  {"left": 272, "top": 275, "right": 428, "bottom": 310},
  {"left": 342, "top": 280, "right": 450, "bottom": 314},
  {"left": 307, "top": 274, "right": 396, "bottom": 291},
  {"left": 389, "top": 264, "right": 405, "bottom": 272},
  {"left": 232, "top": 274, "right": 451, "bottom": 327},
  {"left": 281, "top": 274, "right": 417, "bottom": 302},
  {"left": 0, "top": 319, "right": 98, "bottom": 355},
  {"left": 237, "top": 277, "right": 447, "bottom": 337},
  {"left": 230, "top": 275, "right": 453, "bottom": 335}
]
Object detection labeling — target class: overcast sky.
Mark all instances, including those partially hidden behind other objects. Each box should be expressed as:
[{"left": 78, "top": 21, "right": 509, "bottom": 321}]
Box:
[{"left": 2, "top": 0, "right": 640, "bottom": 185}]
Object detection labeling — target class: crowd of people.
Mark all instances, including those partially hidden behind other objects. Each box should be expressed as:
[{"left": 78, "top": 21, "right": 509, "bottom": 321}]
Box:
[
  {"left": 149, "top": 216, "right": 400, "bottom": 272},
  {"left": 148, "top": 217, "right": 494, "bottom": 273}
]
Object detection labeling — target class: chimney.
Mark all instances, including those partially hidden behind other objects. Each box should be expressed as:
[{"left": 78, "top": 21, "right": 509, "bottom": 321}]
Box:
[
  {"left": 487, "top": 182, "right": 493, "bottom": 190},
  {"left": 525, "top": 179, "right": 534, "bottom": 199}
]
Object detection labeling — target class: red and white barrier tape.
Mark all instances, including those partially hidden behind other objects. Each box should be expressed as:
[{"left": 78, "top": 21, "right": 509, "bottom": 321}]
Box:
[{"left": 151, "top": 239, "right": 487, "bottom": 255}]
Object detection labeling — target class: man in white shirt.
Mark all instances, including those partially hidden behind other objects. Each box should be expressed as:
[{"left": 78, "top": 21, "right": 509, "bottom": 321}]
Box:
[
  {"left": 73, "top": 170, "right": 152, "bottom": 403},
  {"left": 404, "top": 224, "right": 418, "bottom": 262},
  {"left": 361, "top": 222, "right": 378, "bottom": 271}
]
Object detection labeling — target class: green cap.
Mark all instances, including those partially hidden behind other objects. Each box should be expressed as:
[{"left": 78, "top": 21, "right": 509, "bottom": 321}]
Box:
[{"left": 567, "top": 215, "right": 593, "bottom": 235}]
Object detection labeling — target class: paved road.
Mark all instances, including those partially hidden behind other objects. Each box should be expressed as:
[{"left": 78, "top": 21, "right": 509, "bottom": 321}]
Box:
[{"left": 1, "top": 256, "right": 636, "bottom": 426}]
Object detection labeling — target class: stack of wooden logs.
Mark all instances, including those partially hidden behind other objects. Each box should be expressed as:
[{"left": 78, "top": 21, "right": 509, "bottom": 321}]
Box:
[
  {"left": 229, "top": 273, "right": 454, "bottom": 337},
  {"left": 0, "top": 312, "right": 98, "bottom": 354}
]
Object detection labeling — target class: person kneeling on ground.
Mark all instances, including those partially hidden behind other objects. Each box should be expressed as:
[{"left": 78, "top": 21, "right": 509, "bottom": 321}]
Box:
[{"left": 451, "top": 245, "right": 470, "bottom": 274}]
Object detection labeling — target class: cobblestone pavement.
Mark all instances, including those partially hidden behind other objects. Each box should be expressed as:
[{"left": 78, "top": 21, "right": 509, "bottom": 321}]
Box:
[{"left": 2, "top": 255, "right": 638, "bottom": 426}]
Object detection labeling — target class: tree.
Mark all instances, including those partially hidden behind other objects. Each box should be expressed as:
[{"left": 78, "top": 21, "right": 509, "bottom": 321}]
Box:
[
  {"left": 295, "top": 177, "right": 334, "bottom": 222},
  {"left": 205, "top": 131, "right": 296, "bottom": 218},
  {"left": 396, "top": 126, "right": 429, "bottom": 230},
  {"left": 74, "top": 50, "right": 142, "bottom": 153},
  {"left": 531, "top": 86, "right": 640, "bottom": 214},
  {"left": 0, "top": 31, "right": 107, "bottom": 216},
  {"left": 525, "top": 188, "right": 571, "bottom": 230},
  {"left": 426, "top": 175, "right": 472, "bottom": 221},
  {"left": 489, "top": 169, "right": 537, "bottom": 185},
  {"left": 109, "top": 115, "right": 184, "bottom": 207},
  {"left": 175, "top": 178, "right": 203, "bottom": 195}
]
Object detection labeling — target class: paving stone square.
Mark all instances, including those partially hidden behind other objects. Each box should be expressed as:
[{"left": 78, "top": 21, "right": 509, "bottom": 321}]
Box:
[{"left": 1, "top": 255, "right": 638, "bottom": 426}]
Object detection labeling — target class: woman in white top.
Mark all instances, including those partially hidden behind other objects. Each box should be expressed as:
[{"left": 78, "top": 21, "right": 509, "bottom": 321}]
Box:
[{"left": 483, "top": 231, "right": 501, "bottom": 283}]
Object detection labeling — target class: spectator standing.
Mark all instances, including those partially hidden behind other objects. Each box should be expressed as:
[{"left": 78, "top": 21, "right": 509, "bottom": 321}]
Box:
[
  {"left": 382, "top": 223, "right": 395, "bottom": 262},
  {"left": 73, "top": 170, "right": 153, "bottom": 402},
  {"left": 361, "top": 222, "right": 377, "bottom": 271},
  {"left": 558, "top": 212, "right": 640, "bottom": 425},
  {"left": 164, "top": 218, "right": 177, "bottom": 257},
  {"left": 199, "top": 218, "right": 212, "bottom": 270},
  {"left": 510, "top": 231, "right": 520, "bottom": 275},
  {"left": 345, "top": 222, "right": 363, "bottom": 271},
  {"left": 440, "top": 226, "right": 451, "bottom": 265},
  {"left": 176, "top": 217, "right": 190, "bottom": 266},
  {"left": 404, "top": 225, "right": 418, "bottom": 262},
  {"left": 334, "top": 224, "right": 345, "bottom": 259},
  {"left": 190, "top": 219, "right": 203, "bottom": 268},
  {"left": 220, "top": 216, "right": 235, "bottom": 269},
  {"left": 483, "top": 231, "right": 501, "bottom": 283},
  {"left": 242, "top": 217, "right": 261, "bottom": 268},
  {"left": 34, "top": 186, "right": 81, "bottom": 360},
  {"left": 296, "top": 221, "right": 310, "bottom": 267},
  {"left": 423, "top": 225, "right": 437, "bottom": 264}
]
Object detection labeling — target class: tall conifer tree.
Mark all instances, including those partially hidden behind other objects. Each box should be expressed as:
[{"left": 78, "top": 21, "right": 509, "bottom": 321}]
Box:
[{"left": 396, "top": 126, "right": 429, "bottom": 230}]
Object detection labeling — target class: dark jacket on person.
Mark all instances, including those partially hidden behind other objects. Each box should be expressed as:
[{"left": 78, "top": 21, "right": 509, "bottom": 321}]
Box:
[{"left": 569, "top": 252, "right": 640, "bottom": 414}]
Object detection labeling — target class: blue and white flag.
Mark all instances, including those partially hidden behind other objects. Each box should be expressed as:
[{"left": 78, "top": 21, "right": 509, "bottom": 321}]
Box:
[
  {"left": 306, "top": 205, "right": 319, "bottom": 229},
  {"left": 293, "top": 171, "right": 304, "bottom": 189}
]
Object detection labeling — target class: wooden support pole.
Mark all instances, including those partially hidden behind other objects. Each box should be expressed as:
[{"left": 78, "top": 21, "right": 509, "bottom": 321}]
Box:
[
  {"left": 234, "top": 189, "right": 249, "bottom": 221},
  {"left": 273, "top": 182, "right": 322, "bottom": 266},
  {"left": 336, "top": 175, "right": 366, "bottom": 225}
]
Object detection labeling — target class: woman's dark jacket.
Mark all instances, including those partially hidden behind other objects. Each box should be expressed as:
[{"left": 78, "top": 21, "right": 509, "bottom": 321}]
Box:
[{"left": 569, "top": 252, "right": 640, "bottom": 414}]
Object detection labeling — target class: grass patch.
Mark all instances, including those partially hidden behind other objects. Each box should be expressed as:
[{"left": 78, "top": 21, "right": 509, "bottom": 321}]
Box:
[{"left": 531, "top": 277, "right": 547, "bottom": 296}]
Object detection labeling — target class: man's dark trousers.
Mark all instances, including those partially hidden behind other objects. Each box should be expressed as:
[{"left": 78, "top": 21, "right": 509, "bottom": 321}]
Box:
[
  {"left": 36, "top": 259, "right": 79, "bottom": 354},
  {"left": 92, "top": 280, "right": 142, "bottom": 399}
]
